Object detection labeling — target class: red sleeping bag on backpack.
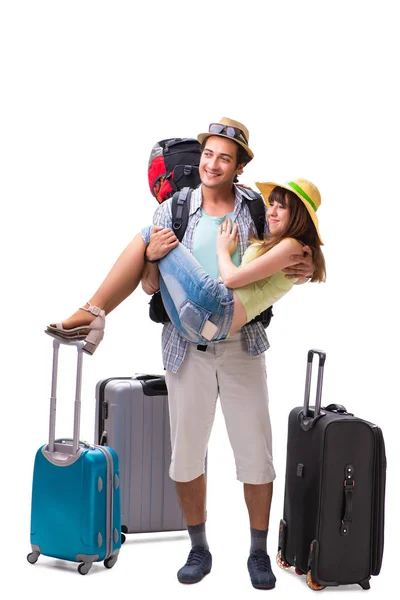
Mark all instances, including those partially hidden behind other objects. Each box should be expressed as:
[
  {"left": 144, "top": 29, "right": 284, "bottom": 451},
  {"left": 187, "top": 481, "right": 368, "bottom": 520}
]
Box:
[{"left": 148, "top": 138, "right": 201, "bottom": 203}]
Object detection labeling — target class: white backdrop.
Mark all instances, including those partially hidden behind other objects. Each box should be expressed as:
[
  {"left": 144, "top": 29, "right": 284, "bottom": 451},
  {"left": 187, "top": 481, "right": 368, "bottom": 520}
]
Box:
[{"left": 1, "top": 1, "right": 398, "bottom": 597}]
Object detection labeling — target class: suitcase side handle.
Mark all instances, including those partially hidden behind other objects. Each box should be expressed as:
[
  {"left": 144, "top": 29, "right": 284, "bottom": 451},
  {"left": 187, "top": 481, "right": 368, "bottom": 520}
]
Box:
[
  {"left": 48, "top": 336, "right": 85, "bottom": 454},
  {"left": 301, "top": 349, "right": 326, "bottom": 430}
]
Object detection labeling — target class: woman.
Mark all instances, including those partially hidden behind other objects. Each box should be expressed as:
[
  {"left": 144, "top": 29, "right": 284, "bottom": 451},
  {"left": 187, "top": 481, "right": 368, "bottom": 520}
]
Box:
[{"left": 47, "top": 178, "right": 325, "bottom": 353}]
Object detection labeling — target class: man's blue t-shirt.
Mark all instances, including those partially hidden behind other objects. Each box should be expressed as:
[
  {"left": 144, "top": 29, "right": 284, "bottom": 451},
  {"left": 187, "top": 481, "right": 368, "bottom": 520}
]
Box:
[{"left": 192, "top": 209, "right": 240, "bottom": 279}]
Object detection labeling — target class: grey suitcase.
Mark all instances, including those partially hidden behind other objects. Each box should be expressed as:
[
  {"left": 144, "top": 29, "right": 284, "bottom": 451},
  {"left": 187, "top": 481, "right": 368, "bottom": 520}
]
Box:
[{"left": 95, "top": 374, "right": 186, "bottom": 538}]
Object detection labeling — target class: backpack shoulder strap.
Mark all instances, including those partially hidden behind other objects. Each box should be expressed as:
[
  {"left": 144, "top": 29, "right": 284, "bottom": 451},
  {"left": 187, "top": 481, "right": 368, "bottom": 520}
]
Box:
[
  {"left": 236, "top": 186, "right": 266, "bottom": 240},
  {"left": 236, "top": 186, "right": 274, "bottom": 329},
  {"left": 171, "top": 187, "right": 193, "bottom": 242}
]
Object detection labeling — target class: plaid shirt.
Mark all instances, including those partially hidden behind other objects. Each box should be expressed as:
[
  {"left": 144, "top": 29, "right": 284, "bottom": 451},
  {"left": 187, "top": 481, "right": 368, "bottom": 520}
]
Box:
[{"left": 152, "top": 185, "right": 270, "bottom": 373}]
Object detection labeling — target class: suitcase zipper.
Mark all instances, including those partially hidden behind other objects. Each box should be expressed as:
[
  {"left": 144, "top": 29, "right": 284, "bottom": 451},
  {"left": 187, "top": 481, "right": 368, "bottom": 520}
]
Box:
[
  {"left": 96, "top": 445, "right": 114, "bottom": 559},
  {"left": 97, "top": 378, "right": 132, "bottom": 445},
  {"left": 370, "top": 426, "right": 386, "bottom": 575}
]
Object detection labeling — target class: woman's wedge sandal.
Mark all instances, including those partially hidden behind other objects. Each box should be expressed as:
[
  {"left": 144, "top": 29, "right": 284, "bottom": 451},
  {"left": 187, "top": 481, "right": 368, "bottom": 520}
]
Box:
[{"left": 46, "top": 303, "right": 105, "bottom": 355}]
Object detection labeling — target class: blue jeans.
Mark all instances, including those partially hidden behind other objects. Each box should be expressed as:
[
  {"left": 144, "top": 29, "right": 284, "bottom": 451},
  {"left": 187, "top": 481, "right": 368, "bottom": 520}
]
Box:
[{"left": 142, "top": 226, "right": 234, "bottom": 344}]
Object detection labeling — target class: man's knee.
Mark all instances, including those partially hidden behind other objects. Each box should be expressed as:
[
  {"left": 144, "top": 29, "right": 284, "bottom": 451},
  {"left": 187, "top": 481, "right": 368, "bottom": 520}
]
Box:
[
  {"left": 169, "top": 459, "right": 206, "bottom": 483},
  {"left": 236, "top": 467, "right": 276, "bottom": 485}
]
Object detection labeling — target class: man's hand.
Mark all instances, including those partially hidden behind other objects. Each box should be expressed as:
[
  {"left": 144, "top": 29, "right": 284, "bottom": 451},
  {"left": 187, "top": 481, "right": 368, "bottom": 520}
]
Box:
[
  {"left": 146, "top": 226, "right": 179, "bottom": 261},
  {"left": 217, "top": 218, "right": 238, "bottom": 256},
  {"left": 282, "top": 245, "right": 314, "bottom": 284}
]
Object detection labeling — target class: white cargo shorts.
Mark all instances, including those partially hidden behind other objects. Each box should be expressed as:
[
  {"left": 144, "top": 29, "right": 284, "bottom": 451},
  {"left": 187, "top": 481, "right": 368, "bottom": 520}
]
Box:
[{"left": 165, "top": 332, "right": 276, "bottom": 484}]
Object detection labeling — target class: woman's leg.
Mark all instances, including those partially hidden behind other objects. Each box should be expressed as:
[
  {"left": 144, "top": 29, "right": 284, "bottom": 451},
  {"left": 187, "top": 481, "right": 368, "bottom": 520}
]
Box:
[
  {"left": 138, "top": 225, "right": 227, "bottom": 310},
  {"left": 54, "top": 233, "right": 147, "bottom": 329},
  {"left": 157, "top": 242, "right": 234, "bottom": 343}
]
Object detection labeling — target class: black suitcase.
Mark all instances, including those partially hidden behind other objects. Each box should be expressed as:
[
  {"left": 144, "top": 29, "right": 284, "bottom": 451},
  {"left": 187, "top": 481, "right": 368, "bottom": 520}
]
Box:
[{"left": 277, "top": 349, "right": 386, "bottom": 590}]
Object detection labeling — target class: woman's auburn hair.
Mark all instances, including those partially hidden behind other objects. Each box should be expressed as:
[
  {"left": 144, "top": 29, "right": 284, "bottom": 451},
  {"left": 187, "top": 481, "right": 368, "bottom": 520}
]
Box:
[{"left": 250, "top": 187, "right": 326, "bottom": 283}]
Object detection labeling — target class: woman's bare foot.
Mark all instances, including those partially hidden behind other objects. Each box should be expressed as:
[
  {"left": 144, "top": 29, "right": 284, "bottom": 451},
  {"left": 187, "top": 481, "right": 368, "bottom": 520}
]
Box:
[{"left": 50, "top": 303, "right": 97, "bottom": 330}]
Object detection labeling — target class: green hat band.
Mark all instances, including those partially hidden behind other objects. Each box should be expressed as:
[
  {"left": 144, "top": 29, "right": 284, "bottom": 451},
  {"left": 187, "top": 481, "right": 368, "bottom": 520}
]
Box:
[{"left": 287, "top": 181, "right": 317, "bottom": 212}]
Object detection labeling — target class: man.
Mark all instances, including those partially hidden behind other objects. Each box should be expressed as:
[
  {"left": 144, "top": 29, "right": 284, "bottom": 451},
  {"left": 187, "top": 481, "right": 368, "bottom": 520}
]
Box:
[{"left": 142, "top": 118, "right": 313, "bottom": 589}]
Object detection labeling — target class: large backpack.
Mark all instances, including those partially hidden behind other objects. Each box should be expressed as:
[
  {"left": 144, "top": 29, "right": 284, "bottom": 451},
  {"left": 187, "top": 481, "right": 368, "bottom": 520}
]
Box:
[
  {"left": 148, "top": 138, "right": 201, "bottom": 204},
  {"left": 148, "top": 186, "right": 274, "bottom": 329}
]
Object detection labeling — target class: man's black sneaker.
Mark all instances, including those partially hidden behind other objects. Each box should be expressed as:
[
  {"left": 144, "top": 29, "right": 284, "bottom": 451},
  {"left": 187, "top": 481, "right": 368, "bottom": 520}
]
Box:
[
  {"left": 247, "top": 549, "right": 277, "bottom": 589},
  {"left": 177, "top": 545, "right": 212, "bottom": 584}
]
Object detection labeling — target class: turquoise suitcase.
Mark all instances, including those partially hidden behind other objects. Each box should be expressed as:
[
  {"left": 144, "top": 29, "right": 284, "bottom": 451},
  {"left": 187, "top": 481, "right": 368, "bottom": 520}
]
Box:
[{"left": 27, "top": 336, "right": 121, "bottom": 575}]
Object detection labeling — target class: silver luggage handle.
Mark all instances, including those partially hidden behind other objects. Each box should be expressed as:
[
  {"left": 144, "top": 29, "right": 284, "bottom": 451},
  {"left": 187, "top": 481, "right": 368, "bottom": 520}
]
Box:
[
  {"left": 47, "top": 335, "right": 85, "bottom": 454},
  {"left": 300, "top": 349, "right": 326, "bottom": 431}
]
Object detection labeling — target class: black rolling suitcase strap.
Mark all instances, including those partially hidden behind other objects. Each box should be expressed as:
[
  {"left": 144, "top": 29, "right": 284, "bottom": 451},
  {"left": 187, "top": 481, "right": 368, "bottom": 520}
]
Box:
[{"left": 341, "top": 464, "right": 354, "bottom": 536}]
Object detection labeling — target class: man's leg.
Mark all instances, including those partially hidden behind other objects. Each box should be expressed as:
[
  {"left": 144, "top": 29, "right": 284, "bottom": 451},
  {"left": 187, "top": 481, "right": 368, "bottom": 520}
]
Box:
[
  {"left": 244, "top": 482, "right": 273, "bottom": 531},
  {"left": 244, "top": 481, "right": 275, "bottom": 586},
  {"left": 217, "top": 333, "right": 276, "bottom": 589},
  {"left": 175, "top": 474, "right": 207, "bottom": 526},
  {"left": 165, "top": 343, "right": 218, "bottom": 584},
  {"left": 175, "top": 474, "right": 209, "bottom": 573}
]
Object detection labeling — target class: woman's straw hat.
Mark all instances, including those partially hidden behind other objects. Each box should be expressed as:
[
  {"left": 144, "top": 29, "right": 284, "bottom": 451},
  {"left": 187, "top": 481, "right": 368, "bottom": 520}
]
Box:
[{"left": 256, "top": 178, "right": 323, "bottom": 244}]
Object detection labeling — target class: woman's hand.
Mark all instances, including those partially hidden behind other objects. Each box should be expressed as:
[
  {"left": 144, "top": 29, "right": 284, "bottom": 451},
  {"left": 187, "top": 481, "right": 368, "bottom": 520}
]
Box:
[{"left": 217, "top": 218, "right": 238, "bottom": 256}]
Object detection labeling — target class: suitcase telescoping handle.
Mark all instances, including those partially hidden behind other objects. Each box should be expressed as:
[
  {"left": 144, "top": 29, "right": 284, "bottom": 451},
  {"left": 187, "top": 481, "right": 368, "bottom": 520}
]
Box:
[
  {"left": 301, "top": 349, "right": 326, "bottom": 430},
  {"left": 48, "top": 336, "right": 85, "bottom": 454}
]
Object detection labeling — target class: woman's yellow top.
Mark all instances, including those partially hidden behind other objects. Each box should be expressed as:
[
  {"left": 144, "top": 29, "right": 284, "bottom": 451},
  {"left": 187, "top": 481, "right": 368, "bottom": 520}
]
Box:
[{"left": 234, "top": 242, "right": 297, "bottom": 322}]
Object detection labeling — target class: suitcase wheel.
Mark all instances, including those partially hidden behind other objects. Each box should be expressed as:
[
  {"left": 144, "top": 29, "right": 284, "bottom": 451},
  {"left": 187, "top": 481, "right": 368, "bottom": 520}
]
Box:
[
  {"left": 306, "top": 570, "right": 325, "bottom": 591},
  {"left": 78, "top": 562, "right": 92, "bottom": 575},
  {"left": 104, "top": 555, "right": 118, "bottom": 569},
  {"left": 27, "top": 551, "right": 40, "bottom": 565},
  {"left": 276, "top": 550, "right": 291, "bottom": 570},
  {"left": 295, "top": 567, "right": 303, "bottom": 576},
  {"left": 121, "top": 533, "right": 126, "bottom": 544}
]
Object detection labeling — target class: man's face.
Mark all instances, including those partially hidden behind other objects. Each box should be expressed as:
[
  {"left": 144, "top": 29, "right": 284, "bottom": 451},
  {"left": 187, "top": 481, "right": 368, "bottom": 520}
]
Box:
[{"left": 199, "top": 136, "right": 244, "bottom": 189}]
